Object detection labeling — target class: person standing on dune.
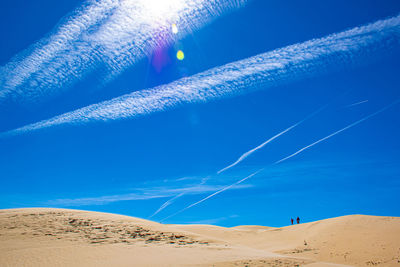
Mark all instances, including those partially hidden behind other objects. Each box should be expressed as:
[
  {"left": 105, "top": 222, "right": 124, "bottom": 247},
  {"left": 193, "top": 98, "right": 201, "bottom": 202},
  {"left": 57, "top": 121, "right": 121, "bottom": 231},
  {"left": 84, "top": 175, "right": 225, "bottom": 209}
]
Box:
[
  {"left": 291, "top": 218, "right": 294, "bottom": 225},
  {"left": 297, "top": 217, "right": 300, "bottom": 224}
]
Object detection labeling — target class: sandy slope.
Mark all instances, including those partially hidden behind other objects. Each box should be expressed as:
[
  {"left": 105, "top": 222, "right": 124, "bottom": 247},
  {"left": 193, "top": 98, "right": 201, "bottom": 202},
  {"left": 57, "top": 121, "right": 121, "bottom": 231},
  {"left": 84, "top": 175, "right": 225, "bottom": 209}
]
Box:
[
  {"left": 0, "top": 208, "right": 399, "bottom": 267},
  {"left": 173, "top": 215, "right": 400, "bottom": 266}
]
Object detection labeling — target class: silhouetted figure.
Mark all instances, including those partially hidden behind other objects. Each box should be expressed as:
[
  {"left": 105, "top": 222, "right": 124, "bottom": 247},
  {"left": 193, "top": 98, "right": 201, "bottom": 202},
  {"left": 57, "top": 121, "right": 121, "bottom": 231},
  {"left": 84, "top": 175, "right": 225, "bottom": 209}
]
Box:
[
  {"left": 291, "top": 218, "right": 294, "bottom": 225},
  {"left": 296, "top": 216, "right": 300, "bottom": 224}
]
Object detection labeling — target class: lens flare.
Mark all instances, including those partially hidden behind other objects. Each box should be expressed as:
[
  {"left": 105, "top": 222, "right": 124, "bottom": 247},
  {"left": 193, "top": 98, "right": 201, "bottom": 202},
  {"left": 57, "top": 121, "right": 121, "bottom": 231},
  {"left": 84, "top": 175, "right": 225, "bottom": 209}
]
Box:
[
  {"left": 177, "top": 50, "right": 185, "bottom": 60},
  {"left": 172, "top": 23, "right": 178, "bottom": 34}
]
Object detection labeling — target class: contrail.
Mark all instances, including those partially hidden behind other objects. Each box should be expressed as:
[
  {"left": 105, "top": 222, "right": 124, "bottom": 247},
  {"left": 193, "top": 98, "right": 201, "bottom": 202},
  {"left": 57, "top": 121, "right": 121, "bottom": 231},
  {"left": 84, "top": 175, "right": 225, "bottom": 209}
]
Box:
[
  {"left": 345, "top": 100, "right": 369, "bottom": 108},
  {"left": 2, "top": 14, "right": 400, "bottom": 137},
  {"left": 150, "top": 104, "right": 327, "bottom": 218},
  {"left": 152, "top": 118, "right": 289, "bottom": 216},
  {"left": 274, "top": 99, "right": 400, "bottom": 164},
  {"left": 217, "top": 104, "right": 327, "bottom": 174},
  {"left": 0, "top": 0, "right": 247, "bottom": 105},
  {"left": 149, "top": 175, "right": 210, "bottom": 218},
  {"left": 151, "top": 116, "right": 304, "bottom": 217},
  {"left": 149, "top": 192, "right": 184, "bottom": 218},
  {"left": 160, "top": 100, "right": 399, "bottom": 222},
  {"left": 160, "top": 168, "right": 264, "bottom": 222},
  {"left": 152, "top": 99, "right": 343, "bottom": 217},
  {"left": 217, "top": 124, "right": 300, "bottom": 174}
]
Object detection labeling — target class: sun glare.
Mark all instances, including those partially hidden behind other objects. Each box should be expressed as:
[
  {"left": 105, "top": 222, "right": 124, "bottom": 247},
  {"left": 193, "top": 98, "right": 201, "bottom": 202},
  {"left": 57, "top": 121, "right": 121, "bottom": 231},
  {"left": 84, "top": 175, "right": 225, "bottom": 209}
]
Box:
[{"left": 141, "top": 0, "right": 185, "bottom": 18}]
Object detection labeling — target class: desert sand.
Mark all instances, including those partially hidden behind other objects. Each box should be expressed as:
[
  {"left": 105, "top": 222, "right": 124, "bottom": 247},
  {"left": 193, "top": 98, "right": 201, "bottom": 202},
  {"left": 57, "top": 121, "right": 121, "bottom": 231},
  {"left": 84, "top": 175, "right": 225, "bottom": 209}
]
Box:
[{"left": 0, "top": 208, "right": 399, "bottom": 266}]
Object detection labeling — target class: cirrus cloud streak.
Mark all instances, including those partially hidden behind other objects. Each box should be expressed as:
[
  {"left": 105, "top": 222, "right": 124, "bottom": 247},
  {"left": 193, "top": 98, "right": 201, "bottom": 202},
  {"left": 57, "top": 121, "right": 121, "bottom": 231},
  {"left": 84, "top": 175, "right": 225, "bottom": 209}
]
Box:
[{"left": 2, "top": 14, "right": 400, "bottom": 137}]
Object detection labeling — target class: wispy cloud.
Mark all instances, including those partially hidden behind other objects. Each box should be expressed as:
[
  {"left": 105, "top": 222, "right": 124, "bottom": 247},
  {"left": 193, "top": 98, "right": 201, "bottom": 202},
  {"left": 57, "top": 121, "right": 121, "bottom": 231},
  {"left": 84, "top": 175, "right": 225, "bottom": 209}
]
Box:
[
  {"left": 2, "top": 14, "right": 399, "bottom": 136},
  {"left": 160, "top": 169, "right": 263, "bottom": 222},
  {"left": 0, "top": 0, "right": 247, "bottom": 105},
  {"left": 185, "top": 214, "right": 239, "bottom": 225},
  {"left": 44, "top": 183, "right": 252, "bottom": 207},
  {"left": 161, "top": 100, "right": 400, "bottom": 221},
  {"left": 46, "top": 192, "right": 166, "bottom": 207}
]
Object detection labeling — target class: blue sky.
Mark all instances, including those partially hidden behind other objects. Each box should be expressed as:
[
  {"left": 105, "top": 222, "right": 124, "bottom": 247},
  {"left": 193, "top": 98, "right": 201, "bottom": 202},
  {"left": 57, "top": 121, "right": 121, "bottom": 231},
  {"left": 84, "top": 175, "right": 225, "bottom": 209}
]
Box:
[{"left": 0, "top": 0, "right": 399, "bottom": 227}]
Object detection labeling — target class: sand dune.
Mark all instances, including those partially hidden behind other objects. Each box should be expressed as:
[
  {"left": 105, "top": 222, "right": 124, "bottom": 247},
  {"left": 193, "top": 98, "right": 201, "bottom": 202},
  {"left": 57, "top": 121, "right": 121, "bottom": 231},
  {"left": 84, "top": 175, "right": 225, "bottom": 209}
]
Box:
[
  {"left": 173, "top": 215, "right": 400, "bottom": 266},
  {"left": 0, "top": 208, "right": 399, "bottom": 266}
]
